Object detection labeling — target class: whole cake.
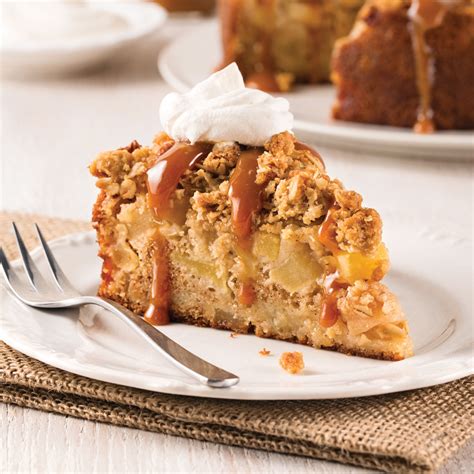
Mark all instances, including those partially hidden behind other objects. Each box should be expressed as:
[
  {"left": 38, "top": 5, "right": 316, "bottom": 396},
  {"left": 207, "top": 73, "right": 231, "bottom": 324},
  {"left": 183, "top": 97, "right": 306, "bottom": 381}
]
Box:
[
  {"left": 218, "top": 0, "right": 365, "bottom": 91},
  {"left": 332, "top": 0, "right": 474, "bottom": 132},
  {"left": 90, "top": 64, "right": 413, "bottom": 361}
]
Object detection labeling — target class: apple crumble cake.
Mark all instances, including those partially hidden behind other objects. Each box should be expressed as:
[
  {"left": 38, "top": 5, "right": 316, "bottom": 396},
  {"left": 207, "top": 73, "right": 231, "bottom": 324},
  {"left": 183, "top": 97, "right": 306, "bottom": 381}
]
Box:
[
  {"left": 218, "top": 0, "right": 365, "bottom": 91},
  {"left": 90, "top": 64, "right": 412, "bottom": 361},
  {"left": 332, "top": 0, "right": 474, "bottom": 132}
]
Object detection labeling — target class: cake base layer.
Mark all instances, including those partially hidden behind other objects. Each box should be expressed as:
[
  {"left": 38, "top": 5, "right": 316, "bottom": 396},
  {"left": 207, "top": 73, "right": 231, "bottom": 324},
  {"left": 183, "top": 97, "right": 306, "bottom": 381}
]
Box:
[
  {"left": 171, "top": 309, "right": 409, "bottom": 362},
  {"left": 99, "top": 265, "right": 410, "bottom": 362}
]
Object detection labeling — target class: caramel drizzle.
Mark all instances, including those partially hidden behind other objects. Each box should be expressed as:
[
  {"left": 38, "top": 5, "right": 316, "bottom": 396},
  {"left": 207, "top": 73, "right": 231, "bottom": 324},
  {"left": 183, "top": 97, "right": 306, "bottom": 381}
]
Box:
[
  {"left": 408, "top": 0, "right": 463, "bottom": 133},
  {"left": 228, "top": 147, "right": 266, "bottom": 305},
  {"left": 145, "top": 142, "right": 212, "bottom": 325},
  {"left": 317, "top": 204, "right": 341, "bottom": 255},
  {"left": 147, "top": 142, "right": 212, "bottom": 223},
  {"left": 100, "top": 255, "right": 115, "bottom": 288},
  {"left": 320, "top": 273, "right": 349, "bottom": 329},
  {"left": 144, "top": 233, "right": 170, "bottom": 326},
  {"left": 229, "top": 148, "right": 265, "bottom": 249},
  {"left": 317, "top": 203, "right": 348, "bottom": 328}
]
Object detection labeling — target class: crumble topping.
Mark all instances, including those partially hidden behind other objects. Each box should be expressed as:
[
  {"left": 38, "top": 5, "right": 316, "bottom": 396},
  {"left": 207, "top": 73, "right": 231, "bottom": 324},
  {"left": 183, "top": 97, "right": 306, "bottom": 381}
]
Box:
[
  {"left": 264, "top": 130, "right": 295, "bottom": 156},
  {"left": 92, "top": 132, "right": 382, "bottom": 257},
  {"left": 279, "top": 351, "right": 305, "bottom": 374},
  {"left": 201, "top": 142, "right": 240, "bottom": 175},
  {"left": 339, "top": 280, "right": 407, "bottom": 337},
  {"left": 336, "top": 207, "right": 382, "bottom": 254},
  {"left": 191, "top": 184, "right": 232, "bottom": 233},
  {"left": 152, "top": 131, "right": 175, "bottom": 155},
  {"left": 259, "top": 348, "right": 271, "bottom": 356},
  {"left": 90, "top": 146, "right": 151, "bottom": 191},
  {"left": 120, "top": 140, "right": 142, "bottom": 154}
]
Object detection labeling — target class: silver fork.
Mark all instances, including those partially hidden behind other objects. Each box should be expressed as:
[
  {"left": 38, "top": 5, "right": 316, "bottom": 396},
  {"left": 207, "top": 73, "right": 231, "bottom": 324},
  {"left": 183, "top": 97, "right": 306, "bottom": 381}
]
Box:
[{"left": 0, "top": 223, "right": 239, "bottom": 388}]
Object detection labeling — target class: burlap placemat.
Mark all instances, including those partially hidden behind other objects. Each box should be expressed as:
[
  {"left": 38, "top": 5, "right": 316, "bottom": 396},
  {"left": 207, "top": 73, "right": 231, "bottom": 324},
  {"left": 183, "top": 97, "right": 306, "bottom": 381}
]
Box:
[{"left": 1, "top": 212, "right": 473, "bottom": 473}]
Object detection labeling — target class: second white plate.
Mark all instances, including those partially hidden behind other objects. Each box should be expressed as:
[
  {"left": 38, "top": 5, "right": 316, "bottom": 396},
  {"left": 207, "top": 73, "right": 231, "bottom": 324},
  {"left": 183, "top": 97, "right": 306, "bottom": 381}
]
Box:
[
  {"left": 158, "top": 22, "right": 474, "bottom": 160},
  {"left": 0, "top": 223, "right": 472, "bottom": 400},
  {"left": 2, "top": 2, "right": 167, "bottom": 76}
]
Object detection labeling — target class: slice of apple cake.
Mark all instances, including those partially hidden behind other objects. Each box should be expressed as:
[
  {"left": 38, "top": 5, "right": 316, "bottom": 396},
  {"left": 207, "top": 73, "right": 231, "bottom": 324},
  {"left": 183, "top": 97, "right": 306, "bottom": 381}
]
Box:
[{"left": 90, "top": 64, "right": 412, "bottom": 360}]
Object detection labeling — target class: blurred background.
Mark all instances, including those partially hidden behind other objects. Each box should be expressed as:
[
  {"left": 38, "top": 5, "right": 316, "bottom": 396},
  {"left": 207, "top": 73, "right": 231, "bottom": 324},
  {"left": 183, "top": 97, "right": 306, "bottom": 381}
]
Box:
[{"left": 0, "top": 0, "right": 471, "bottom": 244}]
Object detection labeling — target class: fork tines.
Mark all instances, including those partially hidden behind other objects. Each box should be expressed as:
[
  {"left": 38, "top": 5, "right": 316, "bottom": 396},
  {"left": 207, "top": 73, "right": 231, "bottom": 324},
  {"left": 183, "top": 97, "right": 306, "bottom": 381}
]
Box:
[{"left": 0, "top": 223, "right": 80, "bottom": 303}]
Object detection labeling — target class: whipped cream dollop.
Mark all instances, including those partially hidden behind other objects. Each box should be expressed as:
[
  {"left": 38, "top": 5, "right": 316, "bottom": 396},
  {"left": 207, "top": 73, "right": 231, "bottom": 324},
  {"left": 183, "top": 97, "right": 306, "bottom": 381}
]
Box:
[
  {"left": 2, "top": 0, "right": 128, "bottom": 45},
  {"left": 159, "top": 63, "right": 294, "bottom": 146}
]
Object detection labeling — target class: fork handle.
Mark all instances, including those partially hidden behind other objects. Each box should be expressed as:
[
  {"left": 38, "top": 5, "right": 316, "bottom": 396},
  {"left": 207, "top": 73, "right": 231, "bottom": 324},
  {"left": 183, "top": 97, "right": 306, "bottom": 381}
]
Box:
[{"left": 85, "top": 296, "right": 239, "bottom": 388}]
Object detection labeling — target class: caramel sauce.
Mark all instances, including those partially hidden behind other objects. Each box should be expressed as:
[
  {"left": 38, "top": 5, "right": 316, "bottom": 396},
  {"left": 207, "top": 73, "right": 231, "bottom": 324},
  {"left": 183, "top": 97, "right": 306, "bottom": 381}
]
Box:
[
  {"left": 238, "top": 281, "right": 257, "bottom": 306},
  {"left": 245, "top": 71, "right": 281, "bottom": 92},
  {"left": 320, "top": 273, "right": 349, "bottom": 328},
  {"left": 144, "top": 233, "right": 170, "bottom": 326},
  {"left": 317, "top": 204, "right": 341, "bottom": 255},
  {"left": 408, "top": 0, "right": 463, "bottom": 133},
  {"left": 145, "top": 142, "right": 212, "bottom": 325},
  {"left": 147, "top": 142, "right": 212, "bottom": 223},
  {"left": 229, "top": 147, "right": 265, "bottom": 305},
  {"left": 294, "top": 141, "right": 326, "bottom": 169},
  {"left": 229, "top": 148, "right": 265, "bottom": 249},
  {"left": 155, "top": 0, "right": 214, "bottom": 14}
]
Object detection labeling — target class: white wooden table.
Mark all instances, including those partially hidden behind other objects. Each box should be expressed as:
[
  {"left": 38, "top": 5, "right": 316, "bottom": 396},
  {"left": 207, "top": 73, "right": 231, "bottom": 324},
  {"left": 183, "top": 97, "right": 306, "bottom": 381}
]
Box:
[{"left": 1, "top": 18, "right": 472, "bottom": 474}]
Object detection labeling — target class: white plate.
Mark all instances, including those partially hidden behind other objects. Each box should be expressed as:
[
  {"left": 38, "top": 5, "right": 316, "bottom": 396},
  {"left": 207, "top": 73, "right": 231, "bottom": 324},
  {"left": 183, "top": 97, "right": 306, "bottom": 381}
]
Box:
[
  {"left": 158, "top": 22, "right": 474, "bottom": 160},
  {"left": 2, "top": 2, "right": 167, "bottom": 76},
  {"left": 0, "top": 225, "right": 472, "bottom": 400}
]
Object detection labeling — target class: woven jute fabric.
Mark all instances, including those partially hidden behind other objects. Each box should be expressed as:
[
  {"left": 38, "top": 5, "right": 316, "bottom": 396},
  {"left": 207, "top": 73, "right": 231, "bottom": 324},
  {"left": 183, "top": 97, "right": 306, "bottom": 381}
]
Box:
[{"left": 1, "top": 212, "right": 473, "bottom": 473}]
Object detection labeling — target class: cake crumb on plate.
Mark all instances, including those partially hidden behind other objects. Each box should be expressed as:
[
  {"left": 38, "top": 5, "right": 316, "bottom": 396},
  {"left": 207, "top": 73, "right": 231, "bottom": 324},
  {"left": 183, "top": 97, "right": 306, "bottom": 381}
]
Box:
[{"left": 279, "top": 352, "right": 304, "bottom": 374}]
